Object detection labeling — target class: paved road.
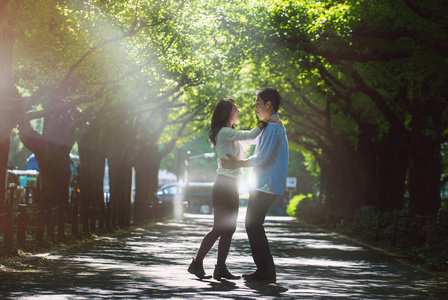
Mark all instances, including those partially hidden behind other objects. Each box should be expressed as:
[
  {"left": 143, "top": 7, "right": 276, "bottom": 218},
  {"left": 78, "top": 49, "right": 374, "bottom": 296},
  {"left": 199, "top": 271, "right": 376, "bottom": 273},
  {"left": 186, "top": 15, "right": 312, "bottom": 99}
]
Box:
[{"left": 0, "top": 208, "right": 447, "bottom": 299}]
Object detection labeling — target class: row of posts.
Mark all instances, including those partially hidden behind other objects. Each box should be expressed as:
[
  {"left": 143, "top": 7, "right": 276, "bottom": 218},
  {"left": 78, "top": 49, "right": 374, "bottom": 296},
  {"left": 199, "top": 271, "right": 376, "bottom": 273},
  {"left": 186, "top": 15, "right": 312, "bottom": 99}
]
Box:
[
  {"left": 1, "top": 186, "right": 170, "bottom": 249},
  {"left": 1, "top": 186, "right": 31, "bottom": 249},
  {"left": 325, "top": 208, "right": 437, "bottom": 246},
  {"left": 373, "top": 211, "right": 436, "bottom": 246},
  {"left": 0, "top": 185, "right": 115, "bottom": 249}
]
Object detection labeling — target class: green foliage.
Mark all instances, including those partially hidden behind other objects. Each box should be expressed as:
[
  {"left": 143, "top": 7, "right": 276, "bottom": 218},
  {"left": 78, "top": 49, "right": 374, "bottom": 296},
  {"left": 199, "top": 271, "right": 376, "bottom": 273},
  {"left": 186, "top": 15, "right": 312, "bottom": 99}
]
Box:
[
  {"left": 413, "top": 210, "right": 448, "bottom": 271},
  {"left": 287, "top": 149, "right": 318, "bottom": 194},
  {"left": 413, "top": 240, "right": 448, "bottom": 272},
  {"left": 160, "top": 129, "right": 218, "bottom": 182},
  {"left": 5, "top": 0, "right": 448, "bottom": 228},
  {"left": 286, "top": 193, "right": 312, "bottom": 218},
  {"left": 334, "top": 208, "right": 448, "bottom": 272}
]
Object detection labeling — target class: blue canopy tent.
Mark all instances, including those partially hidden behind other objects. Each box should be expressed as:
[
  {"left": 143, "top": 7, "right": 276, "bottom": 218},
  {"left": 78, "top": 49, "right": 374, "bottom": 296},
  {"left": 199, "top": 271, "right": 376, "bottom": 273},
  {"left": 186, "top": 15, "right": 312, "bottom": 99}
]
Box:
[{"left": 26, "top": 154, "right": 39, "bottom": 170}]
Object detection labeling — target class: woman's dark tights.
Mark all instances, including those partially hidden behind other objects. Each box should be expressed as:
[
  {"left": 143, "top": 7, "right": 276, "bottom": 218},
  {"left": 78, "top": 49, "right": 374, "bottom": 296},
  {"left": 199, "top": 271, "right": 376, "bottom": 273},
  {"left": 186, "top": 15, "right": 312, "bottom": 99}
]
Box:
[{"left": 195, "top": 205, "right": 238, "bottom": 266}]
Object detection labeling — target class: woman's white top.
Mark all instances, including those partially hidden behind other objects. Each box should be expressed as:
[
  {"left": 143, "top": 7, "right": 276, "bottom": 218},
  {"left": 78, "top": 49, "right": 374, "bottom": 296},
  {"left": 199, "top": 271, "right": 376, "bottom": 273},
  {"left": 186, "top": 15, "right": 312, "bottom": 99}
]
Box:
[{"left": 216, "top": 126, "right": 261, "bottom": 178}]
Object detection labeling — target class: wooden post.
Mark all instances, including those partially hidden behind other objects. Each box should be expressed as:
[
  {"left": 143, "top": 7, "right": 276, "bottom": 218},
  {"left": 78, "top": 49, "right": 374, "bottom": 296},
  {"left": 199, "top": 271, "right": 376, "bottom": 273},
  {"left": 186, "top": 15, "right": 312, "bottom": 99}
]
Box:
[
  {"left": 148, "top": 199, "right": 154, "bottom": 220},
  {"left": 155, "top": 200, "right": 161, "bottom": 219},
  {"left": 46, "top": 201, "right": 55, "bottom": 242},
  {"left": 390, "top": 211, "right": 398, "bottom": 246},
  {"left": 82, "top": 201, "right": 89, "bottom": 234},
  {"left": 325, "top": 209, "right": 331, "bottom": 228},
  {"left": 105, "top": 194, "right": 111, "bottom": 230},
  {"left": 98, "top": 198, "right": 105, "bottom": 230},
  {"left": 152, "top": 200, "right": 157, "bottom": 219},
  {"left": 24, "top": 187, "right": 30, "bottom": 205},
  {"left": 57, "top": 203, "right": 65, "bottom": 239},
  {"left": 427, "top": 219, "right": 434, "bottom": 245},
  {"left": 18, "top": 187, "right": 30, "bottom": 247},
  {"left": 0, "top": 202, "right": 3, "bottom": 235},
  {"left": 17, "top": 204, "right": 27, "bottom": 247},
  {"left": 4, "top": 186, "right": 15, "bottom": 249},
  {"left": 71, "top": 190, "right": 79, "bottom": 236},
  {"left": 111, "top": 199, "right": 117, "bottom": 228},
  {"left": 374, "top": 211, "right": 381, "bottom": 241},
  {"left": 35, "top": 189, "right": 45, "bottom": 243},
  {"left": 89, "top": 202, "right": 96, "bottom": 233}
]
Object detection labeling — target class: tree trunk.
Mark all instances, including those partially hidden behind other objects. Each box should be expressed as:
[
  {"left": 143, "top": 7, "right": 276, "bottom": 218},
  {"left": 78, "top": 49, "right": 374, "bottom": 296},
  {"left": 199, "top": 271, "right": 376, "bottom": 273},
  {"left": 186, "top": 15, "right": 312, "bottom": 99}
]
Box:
[
  {"left": 78, "top": 126, "right": 106, "bottom": 234},
  {"left": 376, "top": 128, "right": 409, "bottom": 211},
  {"left": 408, "top": 99, "right": 443, "bottom": 216},
  {"left": 0, "top": 141, "right": 9, "bottom": 205},
  {"left": 104, "top": 113, "right": 136, "bottom": 227},
  {"left": 108, "top": 155, "right": 132, "bottom": 227},
  {"left": 408, "top": 136, "right": 441, "bottom": 215},
  {"left": 321, "top": 138, "right": 359, "bottom": 223},
  {"left": 134, "top": 143, "right": 161, "bottom": 224},
  {"left": 355, "top": 124, "right": 379, "bottom": 209},
  {"left": 19, "top": 115, "right": 74, "bottom": 240},
  {"left": 32, "top": 148, "right": 71, "bottom": 240},
  {"left": 357, "top": 123, "right": 409, "bottom": 211},
  {"left": 0, "top": 0, "right": 18, "bottom": 206}
]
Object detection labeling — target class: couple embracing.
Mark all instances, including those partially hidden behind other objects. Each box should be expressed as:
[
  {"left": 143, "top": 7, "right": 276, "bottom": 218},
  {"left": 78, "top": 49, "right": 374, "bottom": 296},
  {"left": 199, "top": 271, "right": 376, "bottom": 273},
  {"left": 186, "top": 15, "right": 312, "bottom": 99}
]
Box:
[{"left": 188, "top": 87, "right": 289, "bottom": 284}]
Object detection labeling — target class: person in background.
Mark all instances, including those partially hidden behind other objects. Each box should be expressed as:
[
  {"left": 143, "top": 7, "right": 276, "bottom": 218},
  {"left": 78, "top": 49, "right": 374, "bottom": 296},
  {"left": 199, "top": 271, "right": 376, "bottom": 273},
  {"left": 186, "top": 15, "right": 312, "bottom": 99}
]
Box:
[
  {"left": 188, "top": 98, "right": 281, "bottom": 280},
  {"left": 221, "top": 87, "right": 288, "bottom": 283}
]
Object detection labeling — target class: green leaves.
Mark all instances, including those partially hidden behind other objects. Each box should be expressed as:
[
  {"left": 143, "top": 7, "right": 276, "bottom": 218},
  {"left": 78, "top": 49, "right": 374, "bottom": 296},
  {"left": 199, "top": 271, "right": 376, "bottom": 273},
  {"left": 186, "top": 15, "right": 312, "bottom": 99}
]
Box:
[{"left": 7, "top": 0, "right": 448, "bottom": 214}]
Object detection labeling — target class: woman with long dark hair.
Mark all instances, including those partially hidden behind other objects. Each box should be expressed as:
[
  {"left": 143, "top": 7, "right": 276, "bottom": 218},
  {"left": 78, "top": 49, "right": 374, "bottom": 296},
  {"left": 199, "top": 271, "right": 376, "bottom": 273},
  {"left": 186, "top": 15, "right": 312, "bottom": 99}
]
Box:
[{"left": 188, "top": 98, "right": 279, "bottom": 280}]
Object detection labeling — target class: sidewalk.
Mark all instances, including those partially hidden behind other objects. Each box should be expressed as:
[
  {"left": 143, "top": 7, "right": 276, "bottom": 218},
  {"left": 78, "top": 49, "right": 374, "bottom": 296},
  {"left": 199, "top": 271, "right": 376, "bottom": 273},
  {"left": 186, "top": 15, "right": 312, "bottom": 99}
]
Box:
[{"left": 1, "top": 208, "right": 447, "bottom": 299}]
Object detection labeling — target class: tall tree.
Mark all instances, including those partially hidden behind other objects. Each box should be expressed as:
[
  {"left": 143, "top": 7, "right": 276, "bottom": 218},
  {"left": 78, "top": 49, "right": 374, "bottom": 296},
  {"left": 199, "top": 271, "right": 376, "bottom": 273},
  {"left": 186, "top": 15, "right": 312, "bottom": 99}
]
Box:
[
  {"left": 0, "top": 0, "right": 23, "bottom": 206},
  {"left": 229, "top": 0, "right": 448, "bottom": 216}
]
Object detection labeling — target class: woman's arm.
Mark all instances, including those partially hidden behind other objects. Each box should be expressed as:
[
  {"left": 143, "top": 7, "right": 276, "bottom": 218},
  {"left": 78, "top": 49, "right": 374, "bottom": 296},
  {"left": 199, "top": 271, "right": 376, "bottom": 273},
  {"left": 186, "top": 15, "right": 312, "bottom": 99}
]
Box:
[
  {"left": 222, "top": 124, "right": 282, "bottom": 169},
  {"left": 220, "top": 116, "right": 282, "bottom": 144},
  {"left": 221, "top": 154, "right": 252, "bottom": 169},
  {"left": 221, "top": 126, "right": 261, "bottom": 142}
]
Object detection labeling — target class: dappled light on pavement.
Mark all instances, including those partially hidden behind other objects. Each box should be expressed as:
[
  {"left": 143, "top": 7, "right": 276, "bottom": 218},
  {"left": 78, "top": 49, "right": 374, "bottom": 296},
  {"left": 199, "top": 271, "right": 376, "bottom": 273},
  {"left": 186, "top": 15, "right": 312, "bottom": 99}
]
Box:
[{"left": 0, "top": 207, "right": 447, "bottom": 299}]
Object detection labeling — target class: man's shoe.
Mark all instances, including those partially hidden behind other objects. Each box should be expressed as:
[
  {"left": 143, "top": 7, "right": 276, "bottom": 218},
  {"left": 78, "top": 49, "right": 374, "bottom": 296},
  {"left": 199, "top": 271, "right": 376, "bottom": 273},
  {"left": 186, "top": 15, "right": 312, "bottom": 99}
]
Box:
[
  {"left": 213, "top": 264, "right": 241, "bottom": 280},
  {"left": 188, "top": 258, "right": 212, "bottom": 279},
  {"left": 243, "top": 270, "right": 276, "bottom": 283},
  {"left": 242, "top": 271, "right": 256, "bottom": 279}
]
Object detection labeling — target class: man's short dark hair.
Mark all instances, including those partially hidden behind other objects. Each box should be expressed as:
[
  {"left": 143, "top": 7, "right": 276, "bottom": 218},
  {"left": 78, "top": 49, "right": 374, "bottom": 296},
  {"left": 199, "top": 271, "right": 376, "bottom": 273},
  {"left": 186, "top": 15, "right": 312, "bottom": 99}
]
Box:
[{"left": 256, "top": 87, "right": 281, "bottom": 112}]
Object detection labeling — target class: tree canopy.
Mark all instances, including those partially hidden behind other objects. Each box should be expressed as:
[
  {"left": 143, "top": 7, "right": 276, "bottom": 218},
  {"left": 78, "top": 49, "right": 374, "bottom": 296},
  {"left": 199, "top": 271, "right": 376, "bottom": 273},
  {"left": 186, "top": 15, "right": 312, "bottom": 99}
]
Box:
[{"left": 2, "top": 0, "right": 447, "bottom": 227}]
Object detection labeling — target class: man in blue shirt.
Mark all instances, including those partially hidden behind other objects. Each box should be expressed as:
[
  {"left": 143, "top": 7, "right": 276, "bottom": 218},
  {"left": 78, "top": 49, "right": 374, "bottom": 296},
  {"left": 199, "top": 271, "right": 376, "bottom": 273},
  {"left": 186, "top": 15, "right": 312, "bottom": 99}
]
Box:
[{"left": 222, "top": 87, "right": 288, "bottom": 283}]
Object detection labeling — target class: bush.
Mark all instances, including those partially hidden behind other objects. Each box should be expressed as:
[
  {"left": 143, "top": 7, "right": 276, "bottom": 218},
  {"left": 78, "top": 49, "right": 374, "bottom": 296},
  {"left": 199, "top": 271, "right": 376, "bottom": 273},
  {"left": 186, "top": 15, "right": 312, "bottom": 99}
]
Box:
[
  {"left": 286, "top": 194, "right": 312, "bottom": 218},
  {"left": 299, "top": 202, "right": 448, "bottom": 272},
  {"left": 343, "top": 209, "right": 448, "bottom": 271},
  {"left": 412, "top": 240, "right": 448, "bottom": 271}
]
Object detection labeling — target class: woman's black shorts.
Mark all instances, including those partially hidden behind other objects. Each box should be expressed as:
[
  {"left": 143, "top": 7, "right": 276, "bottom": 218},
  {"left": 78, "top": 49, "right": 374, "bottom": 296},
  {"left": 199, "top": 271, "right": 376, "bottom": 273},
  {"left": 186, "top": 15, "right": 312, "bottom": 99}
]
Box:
[{"left": 212, "top": 175, "right": 239, "bottom": 209}]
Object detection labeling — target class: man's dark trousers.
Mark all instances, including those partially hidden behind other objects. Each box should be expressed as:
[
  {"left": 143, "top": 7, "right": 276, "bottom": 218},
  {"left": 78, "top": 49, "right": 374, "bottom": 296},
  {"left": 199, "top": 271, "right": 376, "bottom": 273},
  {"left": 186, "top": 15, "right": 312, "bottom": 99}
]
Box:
[{"left": 245, "top": 189, "right": 278, "bottom": 276}]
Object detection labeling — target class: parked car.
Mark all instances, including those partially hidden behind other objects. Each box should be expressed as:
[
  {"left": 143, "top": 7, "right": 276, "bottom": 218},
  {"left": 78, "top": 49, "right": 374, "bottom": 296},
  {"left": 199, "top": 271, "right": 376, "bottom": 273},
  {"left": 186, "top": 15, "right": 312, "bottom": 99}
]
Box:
[{"left": 157, "top": 182, "right": 213, "bottom": 214}]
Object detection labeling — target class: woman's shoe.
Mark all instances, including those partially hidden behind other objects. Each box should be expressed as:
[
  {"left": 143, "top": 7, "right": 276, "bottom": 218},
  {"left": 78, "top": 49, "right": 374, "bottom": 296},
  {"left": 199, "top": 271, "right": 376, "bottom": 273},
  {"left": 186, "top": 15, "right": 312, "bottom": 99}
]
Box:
[
  {"left": 188, "top": 258, "right": 211, "bottom": 279},
  {"left": 213, "top": 264, "right": 241, "bottom": 280}
]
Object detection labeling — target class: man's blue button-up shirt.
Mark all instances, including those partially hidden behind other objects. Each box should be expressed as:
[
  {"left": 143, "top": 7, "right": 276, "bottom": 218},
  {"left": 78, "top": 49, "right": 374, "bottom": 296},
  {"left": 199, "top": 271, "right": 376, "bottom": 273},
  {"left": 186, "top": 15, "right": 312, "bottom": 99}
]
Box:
[{"left": 248, "top": 114, "right": 289, "bottom": 195}]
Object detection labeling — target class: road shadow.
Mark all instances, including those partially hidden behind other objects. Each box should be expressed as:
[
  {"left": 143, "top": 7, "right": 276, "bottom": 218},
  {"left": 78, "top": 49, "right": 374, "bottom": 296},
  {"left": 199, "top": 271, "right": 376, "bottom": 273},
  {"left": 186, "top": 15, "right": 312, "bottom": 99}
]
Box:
[
  {"left": 244, "top": 281, "right": 289, "bottom": 297},
  {"left": 0, "top": 213, "right": 447, "bottom": 299}
]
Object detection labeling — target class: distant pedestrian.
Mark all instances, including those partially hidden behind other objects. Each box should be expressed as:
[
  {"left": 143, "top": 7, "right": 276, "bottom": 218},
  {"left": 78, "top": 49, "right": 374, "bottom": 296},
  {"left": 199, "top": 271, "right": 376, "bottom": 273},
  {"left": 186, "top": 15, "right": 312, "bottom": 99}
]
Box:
[
  {"left": 222, "top": 87, "right": 288, "bottom": 283},
  {"left": 188, "top": 98, "right": 280, "bottom": 280}
]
